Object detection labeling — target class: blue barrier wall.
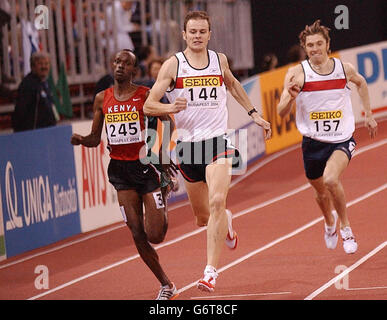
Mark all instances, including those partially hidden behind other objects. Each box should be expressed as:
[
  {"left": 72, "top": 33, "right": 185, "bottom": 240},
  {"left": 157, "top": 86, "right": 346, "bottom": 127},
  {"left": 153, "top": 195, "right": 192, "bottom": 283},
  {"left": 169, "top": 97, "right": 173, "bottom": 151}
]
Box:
[{"left": 0, "top": 125, "right": 81, "bottom": 258}]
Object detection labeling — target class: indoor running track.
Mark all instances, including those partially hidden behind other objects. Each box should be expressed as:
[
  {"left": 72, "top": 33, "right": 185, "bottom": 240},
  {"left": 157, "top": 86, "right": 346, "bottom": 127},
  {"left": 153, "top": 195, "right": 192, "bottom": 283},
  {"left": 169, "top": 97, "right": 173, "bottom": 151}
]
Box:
[{"left": 1, "top": 118, "right": 386, "bottom": 301}]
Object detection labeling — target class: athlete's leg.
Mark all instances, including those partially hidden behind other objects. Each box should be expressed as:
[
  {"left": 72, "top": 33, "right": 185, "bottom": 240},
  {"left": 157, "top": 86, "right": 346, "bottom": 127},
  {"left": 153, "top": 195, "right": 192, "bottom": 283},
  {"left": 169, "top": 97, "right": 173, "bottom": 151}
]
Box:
[
  {"left": 323, "top": 150, "right": 350, "bottom": 228},
  {"left": 308, "top": 176, "right": 335, "bottom": 226},
  {"left": 308, "top": 175, "right": 338, "bottom": 250},
  {"left": 143, "top": 188, "right": 168, "bottom": 244},
  {"left": 204, "top": 157, "right": 233, "bottom": 269},
  {"left": 184, "top": 180, "right": 211, "bottom": 227},
  {"left": 118, "top": 189, "right": 172, "bottom": 287}
]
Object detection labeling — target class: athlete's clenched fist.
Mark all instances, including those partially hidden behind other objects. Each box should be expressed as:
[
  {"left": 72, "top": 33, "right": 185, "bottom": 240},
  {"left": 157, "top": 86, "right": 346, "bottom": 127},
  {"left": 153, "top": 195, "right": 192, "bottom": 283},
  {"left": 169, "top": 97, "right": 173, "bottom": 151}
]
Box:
[{"left": 171, "top": 97, "right": 187, "bottom": 113}]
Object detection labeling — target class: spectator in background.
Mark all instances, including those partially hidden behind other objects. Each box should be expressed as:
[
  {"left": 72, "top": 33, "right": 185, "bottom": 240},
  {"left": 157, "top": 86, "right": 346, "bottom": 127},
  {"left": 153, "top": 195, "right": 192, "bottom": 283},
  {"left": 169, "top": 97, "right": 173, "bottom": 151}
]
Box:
[
  {"left": 94, "top": 54, "right": 115, "bottom": 98},
  {"left": 137, "top": 58, "right": 164, "bottom": 88},
  {"left": 286, "top": 44, "right": 306, "bottom": 64},
  {"left": 261, "top": 53, "right": 279, "bottom": 72},
  {"left": 12, "top": 52, "right": 58, "bottom": 132},
  {"left": 101, "top": 0, "right": 135, "bottom": 53},
  {"left": 135, "top": 45, "right": 159, "bottom": 81},
  {"left": 0, "top": 2, "right": 11, "bottom": 94}
]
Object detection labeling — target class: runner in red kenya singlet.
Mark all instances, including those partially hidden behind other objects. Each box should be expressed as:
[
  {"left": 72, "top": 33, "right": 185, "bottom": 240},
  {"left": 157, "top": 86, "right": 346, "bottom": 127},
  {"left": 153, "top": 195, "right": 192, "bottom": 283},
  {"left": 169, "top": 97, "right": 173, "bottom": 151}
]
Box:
[{"left": 71, "top": 49, "right": 179, "bottom": 300}]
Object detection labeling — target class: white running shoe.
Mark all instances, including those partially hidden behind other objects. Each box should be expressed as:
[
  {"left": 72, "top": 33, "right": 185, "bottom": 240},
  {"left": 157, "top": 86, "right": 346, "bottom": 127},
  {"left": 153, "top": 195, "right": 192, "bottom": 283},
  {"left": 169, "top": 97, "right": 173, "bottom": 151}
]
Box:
[
  {"left": 340, "top": 226, "right": 358, "bottom": 254},
  {"left": 155, "top": 283, "right": 179, "bottom": 300},
  {"left": 225, "top": 209, "right": 238, "bottom": 250},
  {"left": 324, "top": 210, "right": 338, "bottom": 249},
  {"left": 197, "top": 265, "right": 218, "bottom": 292}
]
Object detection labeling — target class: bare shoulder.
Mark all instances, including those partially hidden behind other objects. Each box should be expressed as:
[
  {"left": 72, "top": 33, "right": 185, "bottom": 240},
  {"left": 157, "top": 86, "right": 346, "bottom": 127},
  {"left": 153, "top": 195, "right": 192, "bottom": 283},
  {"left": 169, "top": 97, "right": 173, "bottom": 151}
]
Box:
[
  {"left": 283, "top": 63, "right": 304, "bottom": 86},
  {"left": 94, "top": 90, "right": 105, "bottom": 106},
  {"left": 342, "top": 61, "right": 357, "bottom": 76},
  {"left": 342, "top": 61, "right": 365, "bottom": 85},
  {"left": 287, "top": 63, "right": 303, "bottom": 77},
  {"left": 160, "top": 55, "right": 178, "bottom": 78},
  {"left": 217, "top": 52, "right": 229, "bottom": 69}
]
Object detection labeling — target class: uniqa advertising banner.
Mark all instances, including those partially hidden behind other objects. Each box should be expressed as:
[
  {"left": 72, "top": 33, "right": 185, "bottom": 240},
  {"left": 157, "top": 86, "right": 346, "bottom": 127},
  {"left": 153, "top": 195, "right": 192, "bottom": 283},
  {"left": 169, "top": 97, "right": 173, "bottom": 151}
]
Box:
[{"left": 0, "top": 125, "right": 81, "bottom": 258}]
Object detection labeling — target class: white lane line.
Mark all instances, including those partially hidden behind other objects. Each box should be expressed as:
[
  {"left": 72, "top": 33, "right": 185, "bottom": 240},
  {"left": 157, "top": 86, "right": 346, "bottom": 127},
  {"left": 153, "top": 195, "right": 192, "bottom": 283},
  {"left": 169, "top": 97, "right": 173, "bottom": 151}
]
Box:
[
  {"left": 345, "top": 286, "right": 387, "bottom": 291},
  {"left": 177, "top": 183, "right": 387, "bottom": 295},
  {"left": 230, "top": 144, "right": 300, "bottom": 188},
  {"left": 0, "top": 224, "right": 125, "bottom": 270},
  {"left": 304, "top": 241, "right": 387, "bottom": 300},
  {"left": 190, "top": 291, "right": 292, "bottom": 300},
  {"left": 2, "top": 138, "right": 386, "bottom": 270},
  {"left": 26, "top": 183, "right": 311, "bottom": 300},
  {"left": 26, "top": 142, "right": 387, "bottom": 300},
  {"left": 0, "top": 142, "right": 299, "bottom": 270}
]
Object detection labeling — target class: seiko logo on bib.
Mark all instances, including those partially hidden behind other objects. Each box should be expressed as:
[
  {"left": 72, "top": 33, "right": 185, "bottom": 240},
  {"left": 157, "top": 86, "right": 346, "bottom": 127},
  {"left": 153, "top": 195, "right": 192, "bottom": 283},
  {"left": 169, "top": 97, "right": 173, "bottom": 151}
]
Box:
[
  {"left": 105, "top": 112, "right": 139, "bottom": 123},
  {"left": 310, "top": 110, "right": 343, "bottom": 120},
  {"left": 183, "top": 76, "right": 222, "bottom": 88}
]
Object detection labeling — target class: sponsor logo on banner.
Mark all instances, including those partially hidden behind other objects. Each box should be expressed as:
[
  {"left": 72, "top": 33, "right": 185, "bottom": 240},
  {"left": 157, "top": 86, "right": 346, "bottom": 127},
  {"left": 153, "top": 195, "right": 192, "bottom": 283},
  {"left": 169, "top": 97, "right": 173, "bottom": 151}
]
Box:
[
  {"left": 80, "top": 143, "right": 108, "bottom": 210},
  {"left": 259, "top": 65, "right": 302, "bottom": 154},
  {"left": 0, "top": 183, "right": 6, "bottom": 260},
  {"left": 3, "top": 162, "right": 77, "bottom": 231},
  {"left": 0, "top": 126, "right": 81, "bottom": 258},
  {"left": 72, "top": 121, "right": 121, "bottom": 233},
  {"left": 339, "top": 41, "right": 387, "bottom": 119}
]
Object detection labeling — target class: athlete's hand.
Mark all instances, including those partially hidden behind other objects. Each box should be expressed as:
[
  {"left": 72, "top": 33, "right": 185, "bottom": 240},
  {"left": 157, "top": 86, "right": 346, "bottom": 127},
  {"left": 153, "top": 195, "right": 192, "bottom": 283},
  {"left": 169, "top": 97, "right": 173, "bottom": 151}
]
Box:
[
  {"left": 287, "top": 76, "right": 301, "bottom": 99},
  {"left": 70, "top": 134, "right": 83, "bottom": 145},
  {"left": 163, "top": 160, "right": 178, "bottom": 177},
  {"left": 159, "top": 149, "right": 178, "bottom": 176},
  {"left": 365, "top": 114, "right": 377, "bottom": 139},
  {"left": 252, "top": 113, "right": 272, "bottom": 140},
  {"left": 171, "top": 97, "right": 187, "bottom": 113}
]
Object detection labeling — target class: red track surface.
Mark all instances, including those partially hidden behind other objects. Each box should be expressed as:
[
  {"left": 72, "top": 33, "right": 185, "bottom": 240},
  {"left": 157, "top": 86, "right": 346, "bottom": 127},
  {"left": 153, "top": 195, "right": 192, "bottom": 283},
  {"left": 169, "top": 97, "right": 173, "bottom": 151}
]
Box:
[{"left": 1, "top": 119, "right": 386, "bottom": 301}]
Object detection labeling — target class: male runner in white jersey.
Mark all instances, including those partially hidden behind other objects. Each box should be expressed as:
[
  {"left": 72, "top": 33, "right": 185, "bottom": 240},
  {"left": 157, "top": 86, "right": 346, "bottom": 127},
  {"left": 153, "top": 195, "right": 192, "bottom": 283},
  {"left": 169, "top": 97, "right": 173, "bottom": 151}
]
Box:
[
  {"left": 277, "top": 20, "right": 377, "bottom": 254},
  {"left": 144, "top": 11, "right": 271, "bottom": 292}
]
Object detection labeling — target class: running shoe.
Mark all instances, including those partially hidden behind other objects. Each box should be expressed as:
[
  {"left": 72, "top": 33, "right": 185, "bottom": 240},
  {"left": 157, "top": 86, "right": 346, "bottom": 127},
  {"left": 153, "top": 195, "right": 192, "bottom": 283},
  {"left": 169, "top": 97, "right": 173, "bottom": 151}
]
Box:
[
  {"left": 155, "top": 283, "right": 179, "bottom": 300},
  {"left": 225, "top": 209, "right": 238, "bottom": 249},
  {"left": 197, "top": 265, "right": 218, "bottom": 293},
  {"left": 340, "top": 226, "right": 358, "bottom": 254},
  {"left": 324, "top": 210, "right": 338, "bottom": 249}
]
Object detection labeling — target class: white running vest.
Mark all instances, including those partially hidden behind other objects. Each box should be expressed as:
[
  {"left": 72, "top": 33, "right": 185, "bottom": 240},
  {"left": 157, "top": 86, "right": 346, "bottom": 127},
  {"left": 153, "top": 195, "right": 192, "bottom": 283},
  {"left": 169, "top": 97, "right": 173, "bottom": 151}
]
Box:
[
  {"left": 296, "top": 58, "right": 355, "bottom": 143},
  {"left": 166, "top": 50, "right": 228, "bottom": 142}
]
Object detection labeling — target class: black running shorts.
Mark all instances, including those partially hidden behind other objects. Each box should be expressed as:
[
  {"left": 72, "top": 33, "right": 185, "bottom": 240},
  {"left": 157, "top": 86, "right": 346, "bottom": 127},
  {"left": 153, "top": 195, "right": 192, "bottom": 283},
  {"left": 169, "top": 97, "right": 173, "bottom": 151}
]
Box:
[
  {"left": 176, "top": 135, "right": 241, "bottom": 183},
  {"left": 107, "top": 159, "right": 160, "bottom": 194},
  {"left": 302, "top": 136, "right": 356, "bottom": 180}
]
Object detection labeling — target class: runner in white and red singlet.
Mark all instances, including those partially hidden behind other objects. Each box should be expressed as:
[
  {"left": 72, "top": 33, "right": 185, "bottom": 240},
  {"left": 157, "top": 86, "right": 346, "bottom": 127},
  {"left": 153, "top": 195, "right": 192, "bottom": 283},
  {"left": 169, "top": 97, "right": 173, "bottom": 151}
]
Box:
[
  {"left": 144, "top": 11, "right": 271, "bottom": 293},
  {"left": 277, "top": 20, "right": 377, "bottom": 255}
]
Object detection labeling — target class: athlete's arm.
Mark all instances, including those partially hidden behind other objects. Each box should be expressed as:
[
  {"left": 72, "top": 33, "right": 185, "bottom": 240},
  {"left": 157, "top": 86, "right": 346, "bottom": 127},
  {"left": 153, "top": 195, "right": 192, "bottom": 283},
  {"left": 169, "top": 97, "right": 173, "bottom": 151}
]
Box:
[
  {"left": 220, "top": 53, "right": 271, "bottom": 139},
  {"left": 144, "top": 56, "right": 187, "bottom": 116},
  {"left": 158, "top": 114, "right": 177, "bottom": 175},
  {"left": 70, "top": 91, "right": 105, "bottom": 147},
  {"left": 344, "top": 62, "right": 377, "bottom": 138},
  {"left": 277, "top": 64, "right": 303, "bottom": 118}
]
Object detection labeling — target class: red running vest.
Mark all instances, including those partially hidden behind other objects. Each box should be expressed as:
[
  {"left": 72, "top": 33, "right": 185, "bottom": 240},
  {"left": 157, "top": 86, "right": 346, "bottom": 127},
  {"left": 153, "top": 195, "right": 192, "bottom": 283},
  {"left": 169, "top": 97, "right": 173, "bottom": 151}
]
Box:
[{"left": 102, "top": 85, "right": 149, "bottom": 160}]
